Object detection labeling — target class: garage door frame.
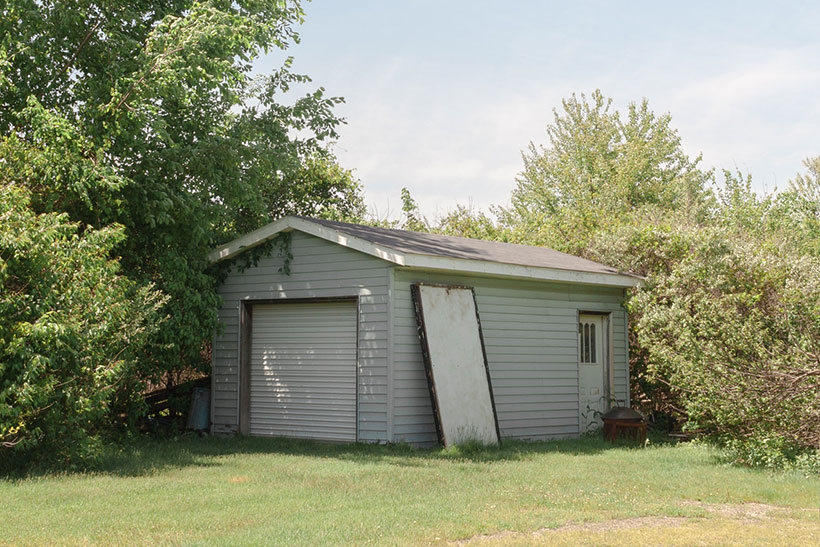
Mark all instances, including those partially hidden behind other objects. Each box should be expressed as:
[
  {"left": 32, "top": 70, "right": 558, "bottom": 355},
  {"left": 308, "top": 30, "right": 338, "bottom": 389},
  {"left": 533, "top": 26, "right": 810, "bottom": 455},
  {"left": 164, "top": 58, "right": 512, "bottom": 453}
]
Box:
[{"left": 238, "top": 297, "right": 359, "bottom": 440}]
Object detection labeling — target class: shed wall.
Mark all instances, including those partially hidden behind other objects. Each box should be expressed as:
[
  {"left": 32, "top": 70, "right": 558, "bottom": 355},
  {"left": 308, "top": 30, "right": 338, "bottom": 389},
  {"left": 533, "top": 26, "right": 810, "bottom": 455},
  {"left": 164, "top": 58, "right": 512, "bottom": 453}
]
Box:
[
  {"left": 391, "top": 269, "right": 629, "bottom": 445},
  {"left": 212, "top": 231, "right": 391, "bottom": 441}
]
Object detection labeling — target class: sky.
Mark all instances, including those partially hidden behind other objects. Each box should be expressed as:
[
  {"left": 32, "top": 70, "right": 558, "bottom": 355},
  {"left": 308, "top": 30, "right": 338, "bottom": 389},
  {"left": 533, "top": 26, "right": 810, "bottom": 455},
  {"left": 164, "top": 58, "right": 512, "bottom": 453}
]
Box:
[{"left": 255, "top": 0, "right": 820, "bottom": 220}]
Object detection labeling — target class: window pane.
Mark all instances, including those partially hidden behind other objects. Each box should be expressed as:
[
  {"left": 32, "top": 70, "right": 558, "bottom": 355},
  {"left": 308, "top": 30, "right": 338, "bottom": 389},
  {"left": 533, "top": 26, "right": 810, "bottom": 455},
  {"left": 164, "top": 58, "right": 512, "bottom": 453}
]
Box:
[
  {"left": 590, "top": 323, "right": 596, "bottom": 362},
  {"left": 584, "top": 323, "right": 590, "bottom": 363}
]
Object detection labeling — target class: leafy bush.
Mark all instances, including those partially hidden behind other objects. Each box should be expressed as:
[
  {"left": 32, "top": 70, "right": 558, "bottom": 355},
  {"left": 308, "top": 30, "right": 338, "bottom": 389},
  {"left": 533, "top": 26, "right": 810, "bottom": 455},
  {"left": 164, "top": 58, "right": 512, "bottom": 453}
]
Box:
[
  {"left": 721, "top": 437, "right": 820, "bottom": 473},
  {"left": 631, "top": 231, "right": 820, "bottom": 465},
  {"left": 0, "top": 184, "right": 165, "bottom": 468}
]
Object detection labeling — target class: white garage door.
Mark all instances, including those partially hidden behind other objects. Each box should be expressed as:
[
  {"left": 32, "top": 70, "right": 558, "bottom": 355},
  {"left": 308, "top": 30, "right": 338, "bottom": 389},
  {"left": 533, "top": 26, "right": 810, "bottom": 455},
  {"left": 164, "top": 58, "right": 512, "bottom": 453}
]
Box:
[{"left": 250, "top": 300, "right": 358, "bottom": 441}]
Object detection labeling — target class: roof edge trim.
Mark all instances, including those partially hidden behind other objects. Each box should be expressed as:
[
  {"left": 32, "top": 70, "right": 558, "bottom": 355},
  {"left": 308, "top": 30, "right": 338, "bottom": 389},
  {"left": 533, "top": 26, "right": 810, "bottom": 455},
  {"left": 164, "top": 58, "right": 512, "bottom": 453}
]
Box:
[
  {"left": 208, "top": 216, "right": 409, "bottom": 266},
  {"left": 400, "top": 257, "right": 641, "bottom": 288}
]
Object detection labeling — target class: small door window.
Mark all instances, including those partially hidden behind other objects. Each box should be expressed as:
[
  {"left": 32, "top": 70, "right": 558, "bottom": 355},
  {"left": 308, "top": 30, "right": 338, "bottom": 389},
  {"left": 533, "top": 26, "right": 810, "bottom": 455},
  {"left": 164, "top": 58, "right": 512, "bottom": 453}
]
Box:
[{"left": 579, "top": 321, "right": 596, "bottom": 364}]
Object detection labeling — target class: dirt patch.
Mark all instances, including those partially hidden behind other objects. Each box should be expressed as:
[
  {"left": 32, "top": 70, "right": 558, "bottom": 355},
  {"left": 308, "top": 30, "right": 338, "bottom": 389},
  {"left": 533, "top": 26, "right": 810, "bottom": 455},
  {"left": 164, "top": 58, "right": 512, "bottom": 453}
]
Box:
[
  {"left": 454, "top": 502, "right": 814, "bottom": 544},
  {"left": 681, "top": 501, "right": 781, "bottom": 520},
  {"left": 454, "top": 516, "right": 690, "bottom": 544},
  {"left": 550, "top": 516, "right": 691, "bottom": 533}
]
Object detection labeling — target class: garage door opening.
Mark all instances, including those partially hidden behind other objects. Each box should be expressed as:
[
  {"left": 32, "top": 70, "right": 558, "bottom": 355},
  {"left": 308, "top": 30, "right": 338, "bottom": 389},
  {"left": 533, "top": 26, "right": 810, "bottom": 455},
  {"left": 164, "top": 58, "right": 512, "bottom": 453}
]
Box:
[{"left": 240, "top": 300, "right": 358, "bottom": 442}]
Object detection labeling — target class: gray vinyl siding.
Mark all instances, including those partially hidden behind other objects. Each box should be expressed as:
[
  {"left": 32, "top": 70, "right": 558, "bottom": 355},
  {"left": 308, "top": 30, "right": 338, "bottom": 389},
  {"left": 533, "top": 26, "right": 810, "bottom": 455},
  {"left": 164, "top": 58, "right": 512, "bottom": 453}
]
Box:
[
  {"left": 391, "top": 269, "right": 629, "bottom": 445},
  {"left": 611, "top": 309, "right": 629, "bottom": 406},
  {"left": 212, "top": 231, "right": 390, "bottom": 441}
]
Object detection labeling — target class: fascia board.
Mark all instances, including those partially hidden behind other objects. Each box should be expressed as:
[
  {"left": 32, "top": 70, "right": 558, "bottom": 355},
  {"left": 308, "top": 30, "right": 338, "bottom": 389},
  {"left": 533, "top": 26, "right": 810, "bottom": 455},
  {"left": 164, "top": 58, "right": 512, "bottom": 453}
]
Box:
[
  {"left": 401, "top": 254, "right": 643, "bottom": 288},
  {"left": 208, "top": 216, "right": 409, "bottom": 265},
  {"left": 292, "top": 219, "right": 408, "bottom": 265},
  {"left": 208, "top": 217, "right": 292, "bottom": 262}
]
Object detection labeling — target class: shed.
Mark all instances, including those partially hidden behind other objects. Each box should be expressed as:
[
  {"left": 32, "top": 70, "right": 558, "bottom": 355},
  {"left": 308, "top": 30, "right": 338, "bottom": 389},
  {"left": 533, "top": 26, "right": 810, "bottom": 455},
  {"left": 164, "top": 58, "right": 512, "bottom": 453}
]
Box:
[{"left": 209, "top": 216, "right": 641, "bottom": 445}]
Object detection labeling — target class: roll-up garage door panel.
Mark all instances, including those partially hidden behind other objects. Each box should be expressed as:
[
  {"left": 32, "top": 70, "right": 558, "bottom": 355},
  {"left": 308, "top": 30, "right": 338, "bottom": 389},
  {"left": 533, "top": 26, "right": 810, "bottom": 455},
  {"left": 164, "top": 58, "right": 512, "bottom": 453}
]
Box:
[{"left": 250, "top": 301, "right": 357, "bottom": 441}]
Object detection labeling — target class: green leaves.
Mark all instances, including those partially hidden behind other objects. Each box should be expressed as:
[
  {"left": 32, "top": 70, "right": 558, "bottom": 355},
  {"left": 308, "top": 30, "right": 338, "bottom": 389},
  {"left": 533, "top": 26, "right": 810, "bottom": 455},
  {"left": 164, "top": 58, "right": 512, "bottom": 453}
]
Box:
[
  {"left": 462, "top": 89, "right": 820, "bottom": 467},
  {"left": 501, "top": 90, "right": 713, "bottom": 254},
  {"left": 0, "top": 184, "right": 166, "bottom": 465},
  {"left": 631, "top": 233, "right": 820, "bottom": 462},
  {"left": 1, "top": 0, "right": 362, "bottom": 468},
  {"left": 1, "top": 97, "right": 125, "bottom": 224}
]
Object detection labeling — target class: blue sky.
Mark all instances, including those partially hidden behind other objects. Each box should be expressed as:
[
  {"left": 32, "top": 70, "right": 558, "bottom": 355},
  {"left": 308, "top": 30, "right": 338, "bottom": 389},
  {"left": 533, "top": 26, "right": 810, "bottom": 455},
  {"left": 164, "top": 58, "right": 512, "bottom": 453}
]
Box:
[{"left": 256, "top": 1, "right": 820, "bottom": 219}]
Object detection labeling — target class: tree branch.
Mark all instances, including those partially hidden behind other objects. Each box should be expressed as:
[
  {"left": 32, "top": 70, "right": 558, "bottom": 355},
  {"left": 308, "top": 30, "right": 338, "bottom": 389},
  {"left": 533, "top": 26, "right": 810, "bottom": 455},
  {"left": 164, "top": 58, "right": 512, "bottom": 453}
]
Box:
[
  {"left": 59, "top": 19, "right": 102, "bottom": 78},
  {"left": 110, "top": 46, "right": 182, "bottom": 114}
]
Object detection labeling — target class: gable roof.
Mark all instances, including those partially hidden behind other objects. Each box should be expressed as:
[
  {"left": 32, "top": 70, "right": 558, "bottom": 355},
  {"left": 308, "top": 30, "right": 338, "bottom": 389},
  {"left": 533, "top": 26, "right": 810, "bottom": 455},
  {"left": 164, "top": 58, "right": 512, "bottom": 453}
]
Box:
[{"left": 210, "top": 216, "right": 642, "bottom": 288}]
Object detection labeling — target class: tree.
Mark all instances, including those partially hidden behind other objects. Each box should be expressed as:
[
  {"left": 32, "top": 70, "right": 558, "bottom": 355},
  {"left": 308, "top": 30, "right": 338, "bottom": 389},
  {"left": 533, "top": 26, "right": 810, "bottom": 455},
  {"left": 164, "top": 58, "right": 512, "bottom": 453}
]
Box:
[
  {"left": 1, "top": 1, "right": 363, "bottom": 385},
  {"left": 435, "top": 205, "right": 505, "bottom": 241},
  {"left": 500, "top": 90, "right": 712, "bottom": 254},
  {"left": 492, "top": 91, "right": 713, "bottom": 426},
  {"left": 790, "top": 156, "right": 820, "bottom": 203},
  {"left": 776, "top": 157, "right": 820, "bottom": 256},
  {"left": 398, "top": 187, "right": 429, "bottom": 232}
]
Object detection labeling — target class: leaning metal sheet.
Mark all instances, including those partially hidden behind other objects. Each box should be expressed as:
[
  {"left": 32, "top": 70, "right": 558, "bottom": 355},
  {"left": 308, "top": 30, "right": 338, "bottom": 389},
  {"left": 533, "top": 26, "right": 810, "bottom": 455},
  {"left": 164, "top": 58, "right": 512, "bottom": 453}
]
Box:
[{"left": 411, "top": 284, "right": 500, "bottom": 446}]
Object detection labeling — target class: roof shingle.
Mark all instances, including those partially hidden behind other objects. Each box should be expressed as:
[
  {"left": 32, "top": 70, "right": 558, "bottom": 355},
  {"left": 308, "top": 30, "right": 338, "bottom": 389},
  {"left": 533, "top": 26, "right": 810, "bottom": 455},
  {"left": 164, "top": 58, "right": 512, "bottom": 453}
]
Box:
[{"left": 304, "top": 217, "right": 625, "bottom": 276}]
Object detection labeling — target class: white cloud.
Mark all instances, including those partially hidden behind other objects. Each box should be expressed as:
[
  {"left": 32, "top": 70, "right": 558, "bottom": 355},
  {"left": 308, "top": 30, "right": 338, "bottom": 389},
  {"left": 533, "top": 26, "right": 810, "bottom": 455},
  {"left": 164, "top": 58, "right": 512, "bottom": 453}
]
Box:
[
  {"left": 663, "top": 46, "right": 820, "bottom": 190},
  {"left": 673, "top": 49, "right": 820, "bottom": 107}
]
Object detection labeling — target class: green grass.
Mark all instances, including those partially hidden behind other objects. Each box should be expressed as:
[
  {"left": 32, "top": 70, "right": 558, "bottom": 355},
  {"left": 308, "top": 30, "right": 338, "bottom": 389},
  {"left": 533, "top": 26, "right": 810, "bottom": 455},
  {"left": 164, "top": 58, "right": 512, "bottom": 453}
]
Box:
[{"left": 2, "top": 435, "right": 819, "bottom": 545}]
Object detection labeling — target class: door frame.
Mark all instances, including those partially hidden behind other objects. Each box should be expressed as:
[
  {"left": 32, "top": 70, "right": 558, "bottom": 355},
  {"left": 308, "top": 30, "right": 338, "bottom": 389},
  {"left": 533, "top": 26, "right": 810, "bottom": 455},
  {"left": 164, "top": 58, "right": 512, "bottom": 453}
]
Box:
[
  {"left": 238, "top": 296, "right": 360, "bottom": 438},
  {"left": 576, "top": 310, "right": 614, "bottom": 432}
]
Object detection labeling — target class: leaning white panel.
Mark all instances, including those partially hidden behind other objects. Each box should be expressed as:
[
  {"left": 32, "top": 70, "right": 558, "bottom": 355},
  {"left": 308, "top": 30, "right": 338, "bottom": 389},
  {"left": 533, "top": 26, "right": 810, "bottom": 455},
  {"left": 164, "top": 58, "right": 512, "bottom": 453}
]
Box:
[{"left": 411, "top": 284, "right": 500, "bottom": 446}]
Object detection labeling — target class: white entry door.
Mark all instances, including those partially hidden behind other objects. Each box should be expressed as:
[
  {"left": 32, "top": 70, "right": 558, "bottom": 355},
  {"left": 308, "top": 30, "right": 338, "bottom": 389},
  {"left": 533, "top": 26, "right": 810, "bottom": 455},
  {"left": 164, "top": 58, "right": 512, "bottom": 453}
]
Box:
[{"left": 578, "top": 314, "right": 607, "bottom": 432}]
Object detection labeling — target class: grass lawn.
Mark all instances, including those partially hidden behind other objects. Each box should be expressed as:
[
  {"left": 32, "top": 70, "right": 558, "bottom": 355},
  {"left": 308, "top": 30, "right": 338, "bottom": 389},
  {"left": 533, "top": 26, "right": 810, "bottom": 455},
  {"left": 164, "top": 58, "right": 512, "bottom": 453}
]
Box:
[{"left": 2, "top": 435, "right": 818, "bottom": 545}]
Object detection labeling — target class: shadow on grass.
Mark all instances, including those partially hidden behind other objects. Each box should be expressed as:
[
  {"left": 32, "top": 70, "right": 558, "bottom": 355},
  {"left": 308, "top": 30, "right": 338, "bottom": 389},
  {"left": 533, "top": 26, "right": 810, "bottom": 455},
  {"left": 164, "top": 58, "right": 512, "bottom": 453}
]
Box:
[{"left": 3, "top": 430, "right": 679, "bottom": 480}]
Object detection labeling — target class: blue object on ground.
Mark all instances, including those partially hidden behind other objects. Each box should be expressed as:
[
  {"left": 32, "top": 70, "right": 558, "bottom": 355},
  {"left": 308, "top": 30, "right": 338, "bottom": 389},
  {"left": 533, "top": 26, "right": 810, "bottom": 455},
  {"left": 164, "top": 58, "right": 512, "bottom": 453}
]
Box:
[{"left": 187, "top": 387, "right": 210, "bottom": 431}]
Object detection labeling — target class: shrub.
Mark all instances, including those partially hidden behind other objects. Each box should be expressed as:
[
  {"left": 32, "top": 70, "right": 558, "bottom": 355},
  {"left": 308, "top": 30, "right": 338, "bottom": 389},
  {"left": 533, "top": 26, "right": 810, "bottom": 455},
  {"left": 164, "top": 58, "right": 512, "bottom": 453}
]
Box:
[
  {"left": 631, "top": 231, "right": 820, "bottom": 466},
  {"left": 0, "top": 184, "right": 166, "bottom": 469}
]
